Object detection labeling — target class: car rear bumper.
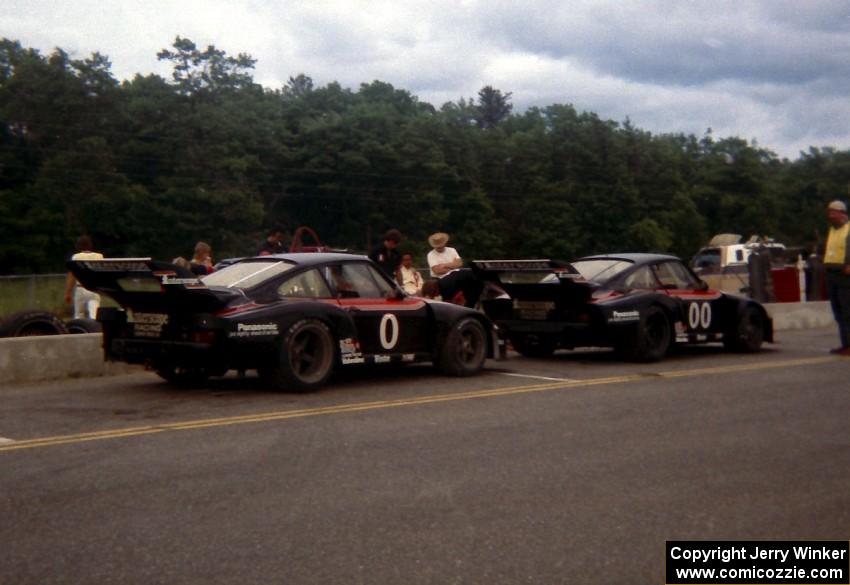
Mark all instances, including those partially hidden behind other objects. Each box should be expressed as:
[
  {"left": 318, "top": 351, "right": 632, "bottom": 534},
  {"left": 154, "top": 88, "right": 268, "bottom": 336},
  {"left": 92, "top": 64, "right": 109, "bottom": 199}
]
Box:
[
  {"left": 109, "top": 338, "right": 216, "bottom": 365},
  {"left": 493, "top": 319, "right": 607, "bottom": 347}
]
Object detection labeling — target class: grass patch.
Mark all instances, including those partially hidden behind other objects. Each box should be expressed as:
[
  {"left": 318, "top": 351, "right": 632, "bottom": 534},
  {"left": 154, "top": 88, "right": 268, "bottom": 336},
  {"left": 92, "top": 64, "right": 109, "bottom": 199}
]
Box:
[
  {"left": 0, "top": 275, "right": 69, "bottom": 318},
  {"left": 0, "top": 274, "right": 121, "bottom": 320}
]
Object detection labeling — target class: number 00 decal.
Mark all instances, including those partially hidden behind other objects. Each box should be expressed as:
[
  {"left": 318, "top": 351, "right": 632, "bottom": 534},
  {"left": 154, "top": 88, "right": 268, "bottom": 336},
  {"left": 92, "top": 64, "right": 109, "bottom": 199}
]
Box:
[
  {"left": 688, "top": 302, "right": 712, "bottom": 329},
  {"left": 380, "top": 314, "right": 400, "bottom": 349}
]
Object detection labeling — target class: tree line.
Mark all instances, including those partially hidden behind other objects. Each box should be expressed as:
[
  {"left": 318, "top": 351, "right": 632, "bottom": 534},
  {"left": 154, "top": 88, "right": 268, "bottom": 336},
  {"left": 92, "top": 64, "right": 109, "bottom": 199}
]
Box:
[{"left": 1, "top": 36, "right": 849, "bottom": 274}]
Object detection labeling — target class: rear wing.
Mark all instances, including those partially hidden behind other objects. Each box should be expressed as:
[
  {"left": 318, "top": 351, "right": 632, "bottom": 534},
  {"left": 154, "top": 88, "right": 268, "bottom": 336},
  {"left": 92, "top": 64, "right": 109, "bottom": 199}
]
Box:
[
  {"left": 471, "top": 259, "right": 580, "bottom": 281},
  {"left": 471, "top": 259, "right": 594, "bottom": 305},
  {"left": 67, "top": 258, "right": 235, "bottom": 313},
  {"left": 68, "top": 258, "right": 198, "bottom": 289}
]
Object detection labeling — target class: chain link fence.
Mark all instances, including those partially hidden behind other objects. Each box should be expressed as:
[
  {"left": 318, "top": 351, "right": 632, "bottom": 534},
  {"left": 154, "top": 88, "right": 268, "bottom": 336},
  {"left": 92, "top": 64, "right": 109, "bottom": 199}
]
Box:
[{"left": 0, "top": 274, "right": 69, "bottom": 318}]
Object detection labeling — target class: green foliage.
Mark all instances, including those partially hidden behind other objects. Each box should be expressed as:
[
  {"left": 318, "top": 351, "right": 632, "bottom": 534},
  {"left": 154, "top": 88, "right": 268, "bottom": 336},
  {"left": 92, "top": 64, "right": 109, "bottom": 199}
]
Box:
[
  {"left": 476, "top": 86, "right": 512, "bottom": 129},
  {"left": 0, "top": 35, "right": 848, "bottom": 276},
  {"left": 156, "top": 36, "right": 257, "bottom": 96}
]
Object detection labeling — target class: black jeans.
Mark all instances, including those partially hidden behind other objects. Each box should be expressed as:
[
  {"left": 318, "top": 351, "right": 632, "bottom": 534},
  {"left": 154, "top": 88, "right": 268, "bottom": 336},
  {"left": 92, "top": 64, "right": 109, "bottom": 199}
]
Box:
[
  {"left": 438, "top": 269, "right": 484, "bottom": 308},
  {"left": 826, "top": 270, "right": 850, "bottom": 348}
]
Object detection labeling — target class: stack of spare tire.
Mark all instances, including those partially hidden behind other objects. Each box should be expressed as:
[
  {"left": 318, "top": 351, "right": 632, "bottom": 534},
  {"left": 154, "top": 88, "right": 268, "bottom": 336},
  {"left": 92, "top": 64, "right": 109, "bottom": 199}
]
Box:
[{"left": 0, "top": 310, "right": 101, "bottom": 337}]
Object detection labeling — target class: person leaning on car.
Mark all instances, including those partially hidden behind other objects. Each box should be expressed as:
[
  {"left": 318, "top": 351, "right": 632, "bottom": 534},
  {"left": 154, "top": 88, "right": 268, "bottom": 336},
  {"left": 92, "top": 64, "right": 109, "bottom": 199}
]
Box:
[
  {"left": 426, "top": 232, "right": 483, "bottom": 308},
  {"left": 824, "top": 199, "right": 850, "bottom": 356}
]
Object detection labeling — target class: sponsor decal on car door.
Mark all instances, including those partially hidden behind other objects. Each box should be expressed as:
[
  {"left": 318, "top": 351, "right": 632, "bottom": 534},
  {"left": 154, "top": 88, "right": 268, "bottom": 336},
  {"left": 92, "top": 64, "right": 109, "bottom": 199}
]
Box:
[
  {"left": 652, "top": 261, "right": 722, "bottom": 333},
  {"left": 327, "top": 263, "right": 430, "bottom": 357}
]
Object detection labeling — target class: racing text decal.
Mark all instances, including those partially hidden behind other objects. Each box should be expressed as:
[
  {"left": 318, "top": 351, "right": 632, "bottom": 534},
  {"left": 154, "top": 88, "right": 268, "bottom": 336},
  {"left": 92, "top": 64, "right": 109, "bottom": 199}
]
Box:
[
  {"left": 687, "top": 302, "right": 712, "bottom": 330},
  {"left": 379, "top": 314, "right": 400, "bottom": 350}
]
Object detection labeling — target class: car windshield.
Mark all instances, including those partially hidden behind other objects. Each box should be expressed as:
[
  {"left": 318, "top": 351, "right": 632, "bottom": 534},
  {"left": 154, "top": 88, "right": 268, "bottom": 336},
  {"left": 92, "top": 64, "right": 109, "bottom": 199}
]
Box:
[
  {"left": 202, "top": 260, "right": 295, "bottom": 289},
  {"left": 570, "top": 259, "right": 633, "bottom": 283}
]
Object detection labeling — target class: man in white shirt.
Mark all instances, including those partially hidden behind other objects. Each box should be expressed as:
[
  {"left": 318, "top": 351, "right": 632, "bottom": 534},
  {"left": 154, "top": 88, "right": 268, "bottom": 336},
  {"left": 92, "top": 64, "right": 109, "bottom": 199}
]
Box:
[
  {"left": 64, "top": 235, "right": 104, "bottom": 319},
  {"left": 425, "top": 232, "right": 483, "bottom": 307},
  {"left": 427, "top": 232, "right": 462, "bottom": 277}
]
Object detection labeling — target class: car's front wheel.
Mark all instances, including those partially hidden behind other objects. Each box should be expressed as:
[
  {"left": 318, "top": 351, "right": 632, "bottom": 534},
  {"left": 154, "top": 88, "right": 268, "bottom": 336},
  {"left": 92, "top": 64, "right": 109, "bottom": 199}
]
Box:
[
  {"left": 264, "top": 319, "right": 336, "bottom": 392},
  {"left": 436, "top": 318, "right": 487, "bottom": 376},
  {"left": 723, "top": 305, "right": 764, "bottom": 352}
]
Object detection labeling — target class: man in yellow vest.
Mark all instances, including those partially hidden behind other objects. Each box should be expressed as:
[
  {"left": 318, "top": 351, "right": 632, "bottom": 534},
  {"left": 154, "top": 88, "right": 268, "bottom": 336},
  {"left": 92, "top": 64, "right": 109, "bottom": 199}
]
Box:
[{"left": 824, "top": 200, "right": 850, "bottom": 355}]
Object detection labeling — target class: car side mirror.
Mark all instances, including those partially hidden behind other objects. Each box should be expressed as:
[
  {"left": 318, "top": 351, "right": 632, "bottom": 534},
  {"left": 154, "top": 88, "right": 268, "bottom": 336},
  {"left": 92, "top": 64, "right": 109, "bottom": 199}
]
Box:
[
  {"left": 698, "top": 280, "right": 709, "bottom": 291},
  {"left": 387, "top": 288, "right": 406, "bottom": 300}
]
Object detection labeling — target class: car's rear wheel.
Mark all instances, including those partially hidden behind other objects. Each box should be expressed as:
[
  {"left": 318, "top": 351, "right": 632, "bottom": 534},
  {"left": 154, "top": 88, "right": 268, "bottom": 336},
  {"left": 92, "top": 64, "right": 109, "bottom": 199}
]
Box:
[
  {"left": 510, "top": 333, "right": 557, "bottom": 358},
  {"left": 437, "top": 318, "right": 487, "bottom": 376},
  {"left": 723, "top": 305, "right": 764, "bottom": 352},
  {"left": 265, "top": 319, "right": 335, "bottom": 392},
  {"left": 617, "top": 306, "right": 671, "bottom": 362}
]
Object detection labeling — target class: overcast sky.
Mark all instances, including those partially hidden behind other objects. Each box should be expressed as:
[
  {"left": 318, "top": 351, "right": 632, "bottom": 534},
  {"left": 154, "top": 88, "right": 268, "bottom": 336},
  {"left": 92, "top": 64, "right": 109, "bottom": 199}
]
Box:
[{"left": 4, "top": 0, "right": 849, "bottom": 159}]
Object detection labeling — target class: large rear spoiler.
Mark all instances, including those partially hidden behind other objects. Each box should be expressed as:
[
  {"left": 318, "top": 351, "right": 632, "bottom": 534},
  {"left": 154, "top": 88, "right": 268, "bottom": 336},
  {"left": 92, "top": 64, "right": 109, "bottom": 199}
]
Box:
[
  {"left": 68, "top": 257, "right": 198, "bottom": 288},
  {"left": 67, "top": 258, "right": 237, "bottom": 313},
  {"left": 471, "top": 259, "right": 565, "bottom": 271},
  {"left": 471, "top": 259, "right": 580, "bottom": 279},
  {"left": 471, "top": 259, "right": 593, "bottom": 305}
]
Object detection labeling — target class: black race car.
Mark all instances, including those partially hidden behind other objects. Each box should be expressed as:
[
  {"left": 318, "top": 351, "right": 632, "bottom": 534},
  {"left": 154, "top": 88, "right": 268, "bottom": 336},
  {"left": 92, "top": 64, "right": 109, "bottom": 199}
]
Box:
[
  {"left": 69, "top": 253, "right": 496, "bottom": 391},
  {"left": 472, "top": 254, "right": 773, "bottom": 361}
]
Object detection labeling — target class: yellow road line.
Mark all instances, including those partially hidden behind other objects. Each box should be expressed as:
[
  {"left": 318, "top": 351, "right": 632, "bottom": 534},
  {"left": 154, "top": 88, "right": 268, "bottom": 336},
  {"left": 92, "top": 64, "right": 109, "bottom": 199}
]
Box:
[{"left": 0, "top": 356, "right": 840, "bottom": 453}]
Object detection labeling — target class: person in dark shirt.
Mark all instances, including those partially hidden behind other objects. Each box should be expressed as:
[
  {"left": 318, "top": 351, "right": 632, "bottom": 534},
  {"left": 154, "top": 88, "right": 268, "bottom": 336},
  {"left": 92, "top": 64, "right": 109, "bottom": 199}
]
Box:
[
  {"left": 368, "top": 229, "right": 402, "bottom": 278},
  {"left": 258, "top": 227, "right": 287, "bottom": 256}
]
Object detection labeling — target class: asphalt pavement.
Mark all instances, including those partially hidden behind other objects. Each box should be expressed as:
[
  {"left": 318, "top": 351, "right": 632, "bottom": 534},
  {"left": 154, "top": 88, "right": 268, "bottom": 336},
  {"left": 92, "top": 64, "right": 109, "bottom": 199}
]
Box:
[{"left": 1, "top": 327, "right": 849, "bottom": 584}]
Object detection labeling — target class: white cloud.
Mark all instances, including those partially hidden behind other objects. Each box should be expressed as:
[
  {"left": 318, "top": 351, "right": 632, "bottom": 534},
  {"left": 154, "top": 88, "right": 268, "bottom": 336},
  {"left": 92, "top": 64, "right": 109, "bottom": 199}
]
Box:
[{"left": 2, "top": 0, "right": 849, "bottom": 158}]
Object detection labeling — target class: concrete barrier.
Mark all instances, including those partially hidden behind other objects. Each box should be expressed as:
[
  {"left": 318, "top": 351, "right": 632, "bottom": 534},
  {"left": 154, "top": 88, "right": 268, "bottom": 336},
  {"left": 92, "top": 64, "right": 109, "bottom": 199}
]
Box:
[
  {"left": 0, "top": 333, "right": 138, "bottom": 384},
  {"left": 0, "top": 302, "right": 837, "bottom": 385},
  {"left": 764, "top": 301, "right": 834, "bottom": 331}
]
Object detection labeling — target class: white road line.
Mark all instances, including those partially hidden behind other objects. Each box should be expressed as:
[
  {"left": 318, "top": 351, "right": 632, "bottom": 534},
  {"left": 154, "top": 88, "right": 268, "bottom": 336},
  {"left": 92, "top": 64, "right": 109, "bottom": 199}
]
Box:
[
  {"left": 0, "top": 437, "right": 15, "bottom": 445},
  {"left": 499, "top": 372, "right": 578, "bottom": 382}
]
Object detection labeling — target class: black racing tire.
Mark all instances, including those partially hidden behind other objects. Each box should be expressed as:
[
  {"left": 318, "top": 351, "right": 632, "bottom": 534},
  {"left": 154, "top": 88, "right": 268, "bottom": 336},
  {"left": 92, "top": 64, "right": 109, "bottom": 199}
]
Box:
[
  {"left": 723, "top": 305, "right": 765, "bottom": 353},
  {"left": 617, "top": 306, "right": 672, "bottom": 362},
  {"left": 0, "top": 310, "right": 68, "bottom": 337},
  {"left": 152, "top": 362, "right": 211, "bottom": 387},
  {"left": 509, "top": 333, "right": 557, "bottom": 358},
  {"left": 66, "top": 318, "right": 102, "bottom": 334},
  {"left": 265, "top": 319, "right": 336, "bottom": 392},
  {"left": 436, "top": 318, "right": 487, "bottom": 376}
]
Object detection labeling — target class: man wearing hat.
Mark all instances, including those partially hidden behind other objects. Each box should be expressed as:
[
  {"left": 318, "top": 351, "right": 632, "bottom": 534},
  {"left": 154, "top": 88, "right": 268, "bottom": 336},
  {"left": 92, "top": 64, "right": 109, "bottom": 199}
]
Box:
[
  {"left": 427, "top": 232, "right": 462, "bottom": 278},
  {"left": 426, "top": 232, "right": 482, "bottom": 308},
  {"left": 824, "top": 200, "right": 850, "bottom": 355}
]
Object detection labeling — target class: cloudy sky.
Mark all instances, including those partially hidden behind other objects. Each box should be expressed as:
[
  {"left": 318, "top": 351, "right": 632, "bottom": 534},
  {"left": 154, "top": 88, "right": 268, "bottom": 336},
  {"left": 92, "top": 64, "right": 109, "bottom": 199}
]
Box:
[{"left": 4, "top": 0, "right": 850, "bottom": 159}]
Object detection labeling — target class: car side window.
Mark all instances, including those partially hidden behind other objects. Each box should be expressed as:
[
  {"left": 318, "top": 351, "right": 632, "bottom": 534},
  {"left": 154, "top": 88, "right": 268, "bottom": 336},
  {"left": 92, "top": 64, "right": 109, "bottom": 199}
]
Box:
[
  {"left": 277, "top": 269, "right": 332, "bottom": 298},
  {"left": 654, "top": 262, "right": 699, "bottom": 289},
  {"left": 623, "top": 266, "right": 658, "bottom": 290},
  {"left": 325, "top": 263, "right": 392, "bottom": 298},
  {"left": 363, "top": 265, "right": 396, "bottom": 297}
]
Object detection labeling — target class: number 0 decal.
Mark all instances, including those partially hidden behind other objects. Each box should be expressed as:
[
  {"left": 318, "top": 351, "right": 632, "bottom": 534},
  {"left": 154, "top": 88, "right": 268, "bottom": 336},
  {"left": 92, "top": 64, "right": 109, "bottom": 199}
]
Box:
[
  {"left": 380, "top": 314, "right": 399, "bottom": 350},
  {"left": 688, "top": 302, "right": 712, "bottom": 329}
]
